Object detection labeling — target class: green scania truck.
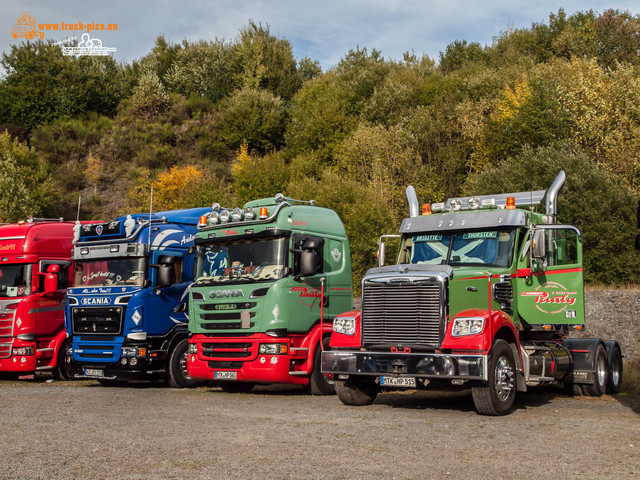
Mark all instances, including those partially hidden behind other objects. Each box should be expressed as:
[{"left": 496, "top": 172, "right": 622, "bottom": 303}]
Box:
[
  {"left": 186, "top": 194, "right": 352, "bottom": 394},
  {"left": 322, "top": 171, "right": 623, "bottom": 415}
]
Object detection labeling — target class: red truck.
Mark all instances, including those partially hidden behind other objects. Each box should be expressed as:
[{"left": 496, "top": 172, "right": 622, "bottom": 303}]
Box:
[{"left": 0, "top": 218, "right": 78, "bottom": 379}]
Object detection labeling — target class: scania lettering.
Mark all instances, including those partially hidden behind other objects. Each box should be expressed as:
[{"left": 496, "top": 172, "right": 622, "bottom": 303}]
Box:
[
  {"left": 64, "top": 207, "right": 211, "bottom": 387},
  {"left": 323, "top": 172, "right": 623, "bottom": 415},
  {"left": 187, "top": 195, "right": 352, "bottom": 394},
  {"left": 0, "top": 218, "right": 82, "bottom": 380}
]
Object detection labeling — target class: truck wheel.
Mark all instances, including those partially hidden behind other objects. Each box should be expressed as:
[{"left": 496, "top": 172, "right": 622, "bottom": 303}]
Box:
[
  {"left": 305, "top": 337, "right": 335, "bottom": 395},
  {"left": 472, "top": 339, "right": 516, "bottom": 416},
  {"left": 52, "top": 339, "right": 70, "bottom": 381},
  {"left": 606, "top": 346, "right": 622, "bottom": 394},
  {"left": 583, "top": 344, "right": 608, "bottom": 397},
  {"left": 218, "top": 382, "right": 255, "bottom": 393},
  {"left": 334, "top": 377, "right": 380, "bottom": 406},
  {"left": 168, "top": 339, "right": 198, "bottom": 388}
]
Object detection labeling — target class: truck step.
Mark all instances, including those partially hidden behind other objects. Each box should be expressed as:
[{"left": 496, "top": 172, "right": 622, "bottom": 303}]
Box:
[
  {"left": 288, "top": 371, "right": 309, "bottom": 376},
  {"left": 526, "top": 375, "right": 555, "bottom": 386}
]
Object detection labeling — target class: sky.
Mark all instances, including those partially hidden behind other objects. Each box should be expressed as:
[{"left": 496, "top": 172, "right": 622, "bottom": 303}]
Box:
[{"left": 2, "top": 1, "right": 639, "bottom": 71}]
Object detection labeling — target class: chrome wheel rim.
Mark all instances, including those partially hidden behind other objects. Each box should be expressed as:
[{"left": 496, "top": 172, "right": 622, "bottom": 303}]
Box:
[
  {"left": 495, "top": 356, "right": 515, "bottom": 401},
  {"left": 179, "top": 351, "right": 192, "bottom": 380}
]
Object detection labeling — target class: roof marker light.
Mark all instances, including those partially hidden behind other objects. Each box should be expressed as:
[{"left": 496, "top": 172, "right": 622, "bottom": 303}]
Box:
[
  {"left": 506, "top": 197, "right": 516, "bottom": 210},
  {"left": 422, "top": 204, "right": 432, "bottom": 215},
  {"left": 259, "top": 207, "right": 268, "bottom": 220},
  {"left": 198, "top": 215, "right": 208, "bottom": 229},
  {"left": 468, "top": 197, "right": 480, "bottom": 210}
]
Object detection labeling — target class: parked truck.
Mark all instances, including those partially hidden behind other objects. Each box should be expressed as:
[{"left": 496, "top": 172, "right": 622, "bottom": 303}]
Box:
[
  {"left": 64, "top": 207, "right": 211, "bottom": 387},
  {"left": 186, "top": 194, "right": 352, "bottom": 394},
  {"left": 0, "top": 218, "right": 77, "bottom": 380},
  {"left": 322, "top": 171, "right": 623, "bottom": 415}
]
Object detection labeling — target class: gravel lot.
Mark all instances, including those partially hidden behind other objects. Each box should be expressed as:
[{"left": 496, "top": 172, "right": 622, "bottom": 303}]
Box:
[{"left": 1, "top": 378, "right": 638, "bottom": 480}]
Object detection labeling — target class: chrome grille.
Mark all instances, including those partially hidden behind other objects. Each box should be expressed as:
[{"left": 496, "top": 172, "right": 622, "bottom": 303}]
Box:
[{"left": 361, "top": 279, "right": 444, "bottom": 347}]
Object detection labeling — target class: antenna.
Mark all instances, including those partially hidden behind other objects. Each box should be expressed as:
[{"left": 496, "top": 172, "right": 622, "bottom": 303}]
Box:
[
  {"left": 76, "top": 195, "right": 82, "bottom": 222},
  {"left": 148, "top": 186, "right": 153, "bottom": 250}
]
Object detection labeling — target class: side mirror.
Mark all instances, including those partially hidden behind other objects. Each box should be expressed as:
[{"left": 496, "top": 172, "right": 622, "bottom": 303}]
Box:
[
  {"left": 378, "top": 242, "right": 386, "bottom": 267},
  {"left": 153, "top": 255, "right": 175, "bottom": 288},
  {"left": 532, "top": 229, "right": 546, "bottom": 259},
  {"left": 173, "top": 302, "right": 187, "bottom": 313},
  {"left": 44, "top": 264, "right": 60, "bottom": 293},
  {"left": 299, "top": 251, "right": 318, "bottom": 277}
]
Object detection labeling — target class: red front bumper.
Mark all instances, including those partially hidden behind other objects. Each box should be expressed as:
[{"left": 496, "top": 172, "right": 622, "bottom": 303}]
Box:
[{"left": 187, "top": 333, "right": 310, "bottom": 385}]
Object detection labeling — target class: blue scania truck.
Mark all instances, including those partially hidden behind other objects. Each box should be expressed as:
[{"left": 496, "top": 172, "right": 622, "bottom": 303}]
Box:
[{"left": 64, "top": 207, "right": 211, "bottom": 387}]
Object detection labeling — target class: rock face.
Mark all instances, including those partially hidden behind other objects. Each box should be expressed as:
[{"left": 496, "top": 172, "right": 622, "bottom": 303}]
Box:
[{"left": 581, "top": 288, "right": 640, "bottom": 364}]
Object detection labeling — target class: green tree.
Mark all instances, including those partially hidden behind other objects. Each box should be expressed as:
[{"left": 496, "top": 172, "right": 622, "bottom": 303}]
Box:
[
  {"left": 218, "top": 87, "right": 286, "bottom": 151},
  {"left": 0, "top": 41, "right": 123, "bottom": 131},
  {"left": 0, "top": 131, "right": 52, "bottom": 221}
]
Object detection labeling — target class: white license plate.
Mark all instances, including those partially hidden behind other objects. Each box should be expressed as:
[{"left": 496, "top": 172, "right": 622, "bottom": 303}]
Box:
[
  {"left": 84, "top": 368, "right": 104, "bottom": 378},
  {"left": 214, "top": 371, "right": 237, "bottom": 380},
  {"left": 380, "top": 376, "right": 416, "bottom": 388}
]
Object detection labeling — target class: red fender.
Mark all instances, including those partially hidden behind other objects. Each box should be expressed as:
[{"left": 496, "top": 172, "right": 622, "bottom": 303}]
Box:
[
  {"left": 328, "top": 310, "right": 361, "bottom": 348},
  {"left": 441, "top": 308, "right": 519, "bottom": 353}
]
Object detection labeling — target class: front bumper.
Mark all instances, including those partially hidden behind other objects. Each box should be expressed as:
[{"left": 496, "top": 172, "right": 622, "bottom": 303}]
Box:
[
  {"left": 322, "top": 350, "right": 488, "bottom": 381},
  {"left": 65, "top": 356, "right": 167, "bottom": 381}
]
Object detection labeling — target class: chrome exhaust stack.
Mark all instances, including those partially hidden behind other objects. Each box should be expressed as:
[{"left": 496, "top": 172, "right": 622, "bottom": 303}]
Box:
[
  {"left": 545, "top": 171, "right": 565, "bottom": 224},
  {"left": 406, "top": 186, "right": 419, "bottom": 218}
]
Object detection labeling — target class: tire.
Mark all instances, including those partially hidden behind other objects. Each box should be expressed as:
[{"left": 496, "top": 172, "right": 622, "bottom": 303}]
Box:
[
  {"left": 472, "top": 339, "right": 516, "bottom": 416},
  {"left": 563, "top": 382, "right": 582, "bottom": 396},
  {"left": 606, "top": 346, "right": 622, "bottom": 394},
  {"left": 334, "top": 377, "right": 380, "bottom": 406},
  {"left": 305, "top": 337, "right": 335, "bottom": 395},
  {"left": 582, "top": 344, "right": 608, "bottom": 397},
  {"left": 52, "top": 338, "right": 70, "bottom": 381},
  {"left": 218, "top": 382, "right": 255, "bottom": 393},
  {"left": 167, "top": 339, "right": 199, "bottom": 388}
]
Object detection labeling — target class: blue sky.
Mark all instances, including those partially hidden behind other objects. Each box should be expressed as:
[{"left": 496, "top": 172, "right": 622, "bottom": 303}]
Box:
[{"left": 2, "top": 1, "right": 638, "bottom": 70}]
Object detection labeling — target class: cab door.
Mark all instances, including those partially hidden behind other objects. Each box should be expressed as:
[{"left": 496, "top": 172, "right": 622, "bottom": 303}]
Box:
[
  {"left": 516, "top": 225, "right": 584, "bottom": 327},
  {"left": 146, "top": 249, "right": 188, "bottom": 335},
  {"left": 36, "top": 260, "right": 69, "bottom": 339}
]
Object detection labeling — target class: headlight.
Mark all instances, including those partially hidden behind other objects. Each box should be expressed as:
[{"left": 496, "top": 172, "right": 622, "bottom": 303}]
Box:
[
  {"left": 258, "top": 343, "right": 288, "bottom": 355},
  {"left": 12, "top": 346, "right": 34, "bottom": 356},
  {"left": 451, "top": 317, "right": 485, "bottom": 336},
  {"left": 231, "top": 208, "right": 243, "bottom": 221},
  {"left": 333, "top": 316, "right": 356, "bottom": 336},
  {"left": 219, "top": 209, "right": 230, "bottom": 223},
  {"left": 209, "top": 211, "right": 219, "bottom": 225},
  {"left": 121, "top": 347, "right": 147, "bottom": 358},
  {"left": 188, "top": 343, "right": 197, "bottom": 354},
  {"left": 244, "top": 207, "right": 255, "bottom": 221}
]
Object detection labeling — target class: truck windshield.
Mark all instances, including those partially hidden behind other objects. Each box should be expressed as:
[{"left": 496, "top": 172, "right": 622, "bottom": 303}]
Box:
[
  {"left": 73, "top": 258, "right": 147, "bottom": 287},
  {"left": 194, "top": 237, "right": 287, "bottom": 285},
  {"left": 407, "top": 230, "right": 516, "bottom": 268},
  {"left": 0, "top": 264, "right": 32, "bottom": 297}
]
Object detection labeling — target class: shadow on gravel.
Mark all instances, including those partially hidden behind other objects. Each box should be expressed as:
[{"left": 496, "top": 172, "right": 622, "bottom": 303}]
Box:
[
  {"left": 203, "top": 384, "right": 307, "bottom": 396},
  {"left": 614, "top": 394, "right": 640, "bottom": 415},
  {"left": 372, "top": 385, "right": 557, "bottom": 414}
]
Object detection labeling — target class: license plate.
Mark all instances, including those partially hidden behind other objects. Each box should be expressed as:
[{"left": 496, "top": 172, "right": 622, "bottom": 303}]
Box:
[
  {"left": 84, "top": 368, "right": 104, "bottom": 378},
  {"left": 380, "top": 376, "right": 416, "bottom": 388},
  {"left": 214, "top": 371, "right": 237, "bottom": 380}
]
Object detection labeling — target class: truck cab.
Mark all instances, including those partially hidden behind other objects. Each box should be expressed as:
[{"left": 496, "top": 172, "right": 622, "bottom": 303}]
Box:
[
  {"left": 0, "top": 218, "right": 78, "bottom": 379},
  {"left": 323, "top": 172, "right": 622, "bottom": 415},
  {"left": 187, "top": 194, "right": 352, "bottom": 394},
  {"left": 64, "top": 207, "right": 211, "bottom": 387}
]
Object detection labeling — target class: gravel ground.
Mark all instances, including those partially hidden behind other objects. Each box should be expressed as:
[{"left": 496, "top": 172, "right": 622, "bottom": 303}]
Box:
[{"left": 0, "top": 378, "right": 638, "bottom": 480}]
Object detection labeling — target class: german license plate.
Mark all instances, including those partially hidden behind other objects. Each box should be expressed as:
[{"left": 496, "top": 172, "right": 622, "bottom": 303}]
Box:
[
  {"left": 380, "top": 376, "right": 416, "bottom": 388},
  {"left": 214, "top": 371, "right": 237, "bottom": 380},
  {"left": 84, "top": 368, "right": 104, "bottom": 378}
]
